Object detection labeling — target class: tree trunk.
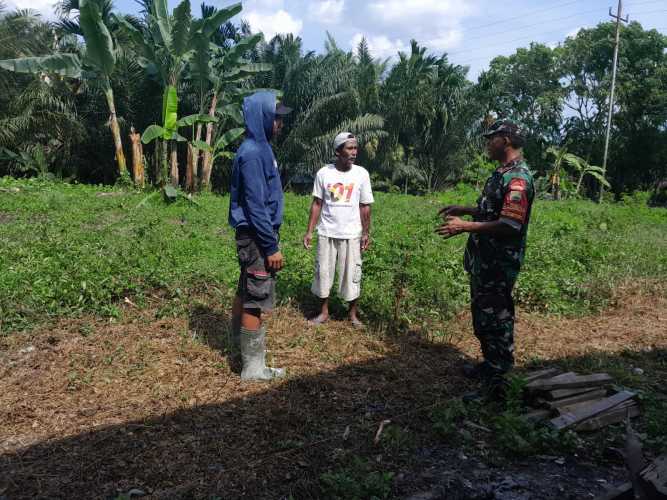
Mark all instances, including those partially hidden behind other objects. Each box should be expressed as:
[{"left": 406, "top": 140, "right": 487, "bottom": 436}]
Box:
[
  {"left": 200, "top": 94, "right": 218, "bottom": 191},
  {"left": 170, "top": 141, "right": 179, "bottom": 187},
  {"left": 129, "top": 127, "right": 144, "bottom": 188},
  {"left": 185, "top": 143, "right": 195, "bottom": 192},
  {"left": 154, "top": 140, "right": 162, "bottom": 185},
  {"left": 185, "top": 124, "right": 203, "bottom": 192},
  {"left": 104, "top": 86, "right": 128, "bottom": 178},
  {"left": 160, "top": 139, "right": 169, "bottom": 186},
  {"left": 575, "top": 172, "right": 584, "bottom": 196}
]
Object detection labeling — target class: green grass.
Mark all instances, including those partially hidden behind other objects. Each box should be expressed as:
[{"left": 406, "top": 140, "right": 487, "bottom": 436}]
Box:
[{"left": 1, "top": 177, "right": 666, "bottom": 334}]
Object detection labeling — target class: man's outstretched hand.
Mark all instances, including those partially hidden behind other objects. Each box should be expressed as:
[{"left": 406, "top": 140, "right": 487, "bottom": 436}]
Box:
[
  {"left": 266, "top": 251, "right": 284, "bottom": 271},
  {"left": 436, "top": 216, "right": 468, "bottom": 239},
  {"left": 438, "top": 205, "right": 469, "bottom": 218}
]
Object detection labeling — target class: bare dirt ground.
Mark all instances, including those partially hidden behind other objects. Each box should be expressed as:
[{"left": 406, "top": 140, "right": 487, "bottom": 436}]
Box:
[{"left": 1, "top": 282, "right": 665, "bottom": 499}]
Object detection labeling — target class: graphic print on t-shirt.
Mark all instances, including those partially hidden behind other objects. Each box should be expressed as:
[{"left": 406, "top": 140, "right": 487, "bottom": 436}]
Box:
[
  {"left": 313, "top": 164, "right": 374, "bottom": 239},
  {"left": 327, "top": 182, "right": 355, "bottom": 203}
]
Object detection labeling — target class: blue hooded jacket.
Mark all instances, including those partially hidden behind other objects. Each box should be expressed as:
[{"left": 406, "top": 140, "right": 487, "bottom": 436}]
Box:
[{"left": 228, "top": 91, "right": 284, "bottom": 256}]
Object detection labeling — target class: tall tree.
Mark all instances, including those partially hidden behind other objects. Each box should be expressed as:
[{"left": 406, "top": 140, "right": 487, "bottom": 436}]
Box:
[
  {"left": 561, "top": 21, "right": 667, "bottom": 193},
  {"left": 381, "top": 41, "right": 472, "bottom": 191},
  {"left": 0, "top": 0, "right": 129, "bottom": 178},
  {"left": 476, "top": 43, "right": 564, "bottom": 172},
  {"left": 268, "top": 34, "right": 385, "bottom": 181}
]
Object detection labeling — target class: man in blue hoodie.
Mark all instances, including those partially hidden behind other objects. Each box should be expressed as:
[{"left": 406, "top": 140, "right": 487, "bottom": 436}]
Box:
[{"left": 229, "top": 91, "right": 290, "bottom": 381}]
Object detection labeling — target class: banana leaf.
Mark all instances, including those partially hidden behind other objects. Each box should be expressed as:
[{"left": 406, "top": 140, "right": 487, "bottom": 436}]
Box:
[
  {"left": 177, "top": 114, "right": 218, "bottom": 127},
  {"left": 0, "top": 54, "right": 82, "bottom": 78},
  {"left": 201, "top": 2, "right": 241, "bottom": 38},
  {"left": 141, "top": 124, "right": 166, "bottom": 144},
  {"left": 171, "top": 0, "right": 192, "bottom": 57},
  {"left": 162, "top": 85, "right": 179, "bottom": 135},
  {"left": 79, "top": 0, "right": 116, "bottom": 75}
]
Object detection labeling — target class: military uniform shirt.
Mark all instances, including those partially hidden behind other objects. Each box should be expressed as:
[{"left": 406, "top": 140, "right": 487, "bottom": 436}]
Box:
[{"left": 464, "top": 159, "right": 535, "bottom": 276}]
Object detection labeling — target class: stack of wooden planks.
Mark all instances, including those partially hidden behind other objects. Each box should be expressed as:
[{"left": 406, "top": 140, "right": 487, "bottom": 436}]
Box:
[{"left": 521, "top": 369, "right": 640, "bottom": 431}]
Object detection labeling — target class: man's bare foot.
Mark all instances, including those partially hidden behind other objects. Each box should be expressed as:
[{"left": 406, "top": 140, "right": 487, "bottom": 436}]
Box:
[{"left": 308, "top": 314, "right": 329, "bottom": 326}]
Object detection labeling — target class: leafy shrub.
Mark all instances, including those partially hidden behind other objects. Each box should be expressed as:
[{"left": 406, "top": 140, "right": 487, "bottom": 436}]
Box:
[
  {"left": 430, "top": 399, "right": 468, "bottom": 439},
  {"left": 319, "top": 456, "right": 394, "bottom": 500}
]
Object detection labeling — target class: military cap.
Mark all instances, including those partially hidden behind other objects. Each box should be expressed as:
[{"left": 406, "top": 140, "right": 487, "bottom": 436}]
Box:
[{"left": 482, "top": 120, "right": 524, "bottom": 139}]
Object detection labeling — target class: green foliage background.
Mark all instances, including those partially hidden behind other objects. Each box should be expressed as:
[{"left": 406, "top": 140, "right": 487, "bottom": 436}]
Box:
[{"left": 1, "top": 177, "right": 665, "bottom": 334}]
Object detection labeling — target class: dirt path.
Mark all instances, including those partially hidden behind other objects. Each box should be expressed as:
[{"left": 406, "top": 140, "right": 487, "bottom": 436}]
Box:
[{"left": 1, "top": 283, "right": 665, "bottom": 499}]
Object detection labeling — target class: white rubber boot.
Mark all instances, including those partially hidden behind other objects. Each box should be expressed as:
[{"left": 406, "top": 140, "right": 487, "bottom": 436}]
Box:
[{"left": 240, "top": 327, "right": 285, "bottom": 381}]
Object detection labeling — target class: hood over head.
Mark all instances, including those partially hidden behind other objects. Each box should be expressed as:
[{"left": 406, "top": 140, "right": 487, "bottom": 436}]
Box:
[{"left": 242, "top": 91, "right": 277, "bottom": 143}]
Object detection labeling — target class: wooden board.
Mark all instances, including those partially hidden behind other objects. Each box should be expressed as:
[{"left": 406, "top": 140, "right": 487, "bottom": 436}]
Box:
[
  {"left": 524, "top": 368, "right": 561, "bottom": 383},
  {"left": 575, "top": 403, "right": 639, "bottom": 431},
  {"left": 548, "top": 386, "right": 601, "bottom": 400},
  {"left": 520, "top": 408, "right": 552, "bottom": 424},
  {"left": 563, "top": 399, "right": 635, "bottom": 416},
  {"left": 528, "top": 371, "right": 575, "bottom": 384},
  {"left": 640, "top": 454, "right": 667, "bottom": 497},
  {"left": 526, "top": 373, "right": 613, "bottom": 393},
  {"left": 549, "top": 391, "right": 636, "bottom": 430},
  {"left": 546, "top": 389, "right": 607, "bottom": 410}
]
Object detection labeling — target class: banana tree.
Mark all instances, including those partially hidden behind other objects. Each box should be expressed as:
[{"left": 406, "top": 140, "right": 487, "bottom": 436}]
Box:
[
  {"left": 568, "top": 156, "right": 610, "bottom": 197},
  {"left": 139, "top": 86, "right": 188, "bottom": 185},
  {"left": 192, "top": 125, "right": 244, "bottom": 186},
  {"left": 187, "top": 18, "right": 271, "bottom": 191},
  {"left": 546, "top": 145, "right": 572, "bottom": 200},
  {"left": 115, "top": 0, "right": 243, "bottom": 187},
  {"left": 547, "top": 146, "right": 610, "bottom": 198},
  {"left": 202, "top": 59, "right": 272, "bottom": 189},
  {"left": 141, "top": 111, "right": 216, "bottom": 188},
  {"left": 0, "top": 0, "right": 128, "bottom": 177}
]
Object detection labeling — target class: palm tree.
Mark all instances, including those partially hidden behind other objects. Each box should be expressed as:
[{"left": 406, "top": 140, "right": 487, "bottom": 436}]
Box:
[
  {"left": 0, "top": 0, "right": 129, "bottom": 178},
  {"left": 354, "top": 37, "right": 387, "bottom": 115},
  {"left": 381, "top": 41, "right": 471, "bottom": 191},
  {"left": 270, "top": 36, "right": 385, "bottom": 179}
]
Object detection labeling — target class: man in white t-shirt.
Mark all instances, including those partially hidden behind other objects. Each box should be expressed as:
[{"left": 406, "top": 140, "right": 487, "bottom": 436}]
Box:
[{"left": 303, "top": 132, "right": 374, "bottom": 328}]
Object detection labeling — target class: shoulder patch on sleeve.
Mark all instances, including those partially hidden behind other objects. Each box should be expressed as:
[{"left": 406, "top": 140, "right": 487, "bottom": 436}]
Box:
[{"left": 508, "top": 177, "right": 527, "bottom": 192}]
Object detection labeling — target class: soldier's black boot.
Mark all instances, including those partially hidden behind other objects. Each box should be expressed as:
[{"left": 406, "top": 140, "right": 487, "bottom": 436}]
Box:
[
  {"left": 462, "top": 360, "right": 492, "bottom": 380},
  {"left": 462, "top": 371, "right": 508, "bottom": 404}
]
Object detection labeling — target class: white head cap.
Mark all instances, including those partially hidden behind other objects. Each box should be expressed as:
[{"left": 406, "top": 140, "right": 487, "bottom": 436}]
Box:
[{"left": 333, "top": 132, "right": 356, "bottom": 151}]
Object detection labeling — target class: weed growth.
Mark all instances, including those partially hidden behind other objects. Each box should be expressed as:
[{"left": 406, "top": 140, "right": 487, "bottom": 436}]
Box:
[
  {"left": 1, "top": 177, "right": 666, "bottom": 334},
  {"left": 319, "top": 456, "right": 394, "bottom": 500}
]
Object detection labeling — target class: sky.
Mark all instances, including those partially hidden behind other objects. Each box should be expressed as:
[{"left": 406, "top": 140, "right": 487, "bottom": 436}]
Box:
[{"left": 9, "top": 0, "right": 667, "bottom": 80}]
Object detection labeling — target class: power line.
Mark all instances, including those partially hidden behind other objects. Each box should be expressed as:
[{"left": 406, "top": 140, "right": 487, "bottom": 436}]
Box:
[
  {"left": 448, "top": 9, "right": 666, "bottom": 59},
  {"left": 624, "top": 0, "right": 667, "bottom": 6},
  {"left": 625, "top": 8, "right": 667, "bottom": 15},
  {"left": 448, "top": 26, "right": 590, "bottom": 58},
  {"left": 449, "top": 7, "right": 604, "bottom": 51},
  {"left": 457, "top": 0, "right": 590, "bottom": 34}
]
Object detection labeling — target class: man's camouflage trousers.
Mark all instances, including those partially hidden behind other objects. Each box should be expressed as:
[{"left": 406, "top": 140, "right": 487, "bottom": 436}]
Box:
[{"left": 469, "top": 267, "right": 518, "bottom": 378}]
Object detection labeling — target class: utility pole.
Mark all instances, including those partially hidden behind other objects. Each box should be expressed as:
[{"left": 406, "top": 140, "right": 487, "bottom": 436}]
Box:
[{"left": 599, "top": 0, "right": 628, "bottom": 202}]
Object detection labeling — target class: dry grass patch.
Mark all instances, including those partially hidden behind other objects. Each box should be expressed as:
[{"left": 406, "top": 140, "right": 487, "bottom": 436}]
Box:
[{"left": 0, "top": 281, "right": 665, "bottom": 498}]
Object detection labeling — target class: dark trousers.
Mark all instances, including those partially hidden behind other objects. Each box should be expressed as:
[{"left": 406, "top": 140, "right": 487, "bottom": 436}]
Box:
[{"left": 469, "top": 269, "right": 518, "bottom": 377}]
